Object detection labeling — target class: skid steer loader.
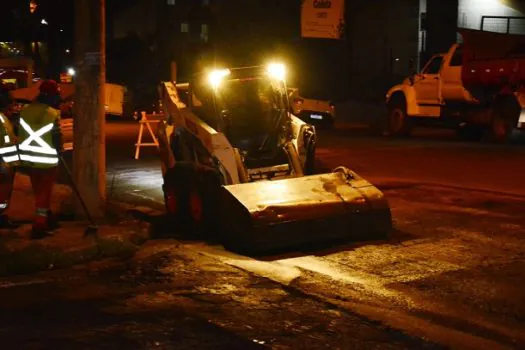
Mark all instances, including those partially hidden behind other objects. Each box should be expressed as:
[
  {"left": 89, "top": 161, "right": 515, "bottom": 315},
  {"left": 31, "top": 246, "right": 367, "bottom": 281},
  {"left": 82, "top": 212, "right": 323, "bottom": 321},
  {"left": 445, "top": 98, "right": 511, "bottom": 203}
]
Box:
[{"left": 156, "top": 63, "right": 392, "bottom": 253}]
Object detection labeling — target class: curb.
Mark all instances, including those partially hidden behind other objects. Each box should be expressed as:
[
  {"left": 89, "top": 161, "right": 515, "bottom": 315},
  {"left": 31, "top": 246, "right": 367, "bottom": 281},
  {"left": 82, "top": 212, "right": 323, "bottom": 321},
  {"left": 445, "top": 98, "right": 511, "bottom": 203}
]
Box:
[{"left": 0, "top": 213, "right": 152, "bottom": 278}]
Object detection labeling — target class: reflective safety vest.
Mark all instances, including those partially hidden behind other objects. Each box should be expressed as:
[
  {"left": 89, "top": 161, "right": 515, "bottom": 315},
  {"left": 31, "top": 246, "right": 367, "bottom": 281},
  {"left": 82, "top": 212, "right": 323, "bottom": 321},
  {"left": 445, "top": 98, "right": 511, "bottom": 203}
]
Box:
[
  {"left": 18, "top": 103, "right": 60, "bottom": 168},
  {"left": 0, "top": 112, "right": 20, "bottom": 166}
]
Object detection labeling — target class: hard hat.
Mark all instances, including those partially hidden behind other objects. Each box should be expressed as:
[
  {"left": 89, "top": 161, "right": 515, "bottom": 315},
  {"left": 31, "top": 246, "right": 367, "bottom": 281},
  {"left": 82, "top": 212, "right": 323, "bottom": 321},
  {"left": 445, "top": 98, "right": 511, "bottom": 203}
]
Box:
[{"left": 39, "top": 79, "right": 60, "bottom": 95}]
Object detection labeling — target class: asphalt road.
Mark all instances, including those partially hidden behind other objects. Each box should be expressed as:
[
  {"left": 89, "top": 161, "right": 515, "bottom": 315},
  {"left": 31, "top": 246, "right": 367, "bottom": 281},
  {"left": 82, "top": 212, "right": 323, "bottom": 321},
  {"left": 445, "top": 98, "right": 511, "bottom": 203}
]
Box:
[{"left": 4, "top": 119, "right": 525, "bottom": 348}]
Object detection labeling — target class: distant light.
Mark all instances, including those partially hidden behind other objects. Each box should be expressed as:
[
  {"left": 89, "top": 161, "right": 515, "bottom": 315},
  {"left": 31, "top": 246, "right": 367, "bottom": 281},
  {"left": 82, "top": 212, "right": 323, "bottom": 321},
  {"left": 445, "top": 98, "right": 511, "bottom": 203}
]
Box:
[
  {"left": 60, "top": 29, "right": 64, "bottom": 32},
  {"left": 30, "top": 1, "right": 38, "bottom": 14},
  {"left": 65, "top": 49, "right": 70, "bottom": 53},
  {"left": 41, "top": 18, "right": 48, "bottom": 25},
  {"left": 395, "top": 58, "right": 400, "bottom": 62},
  {"left": 67, "top": 68, "right": 75, "bottom": 76}
]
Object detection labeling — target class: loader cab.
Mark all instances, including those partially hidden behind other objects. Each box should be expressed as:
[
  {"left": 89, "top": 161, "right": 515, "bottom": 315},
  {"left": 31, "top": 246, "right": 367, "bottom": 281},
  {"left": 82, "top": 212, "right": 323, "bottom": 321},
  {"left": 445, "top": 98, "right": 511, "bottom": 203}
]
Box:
[{"left": 189, "top": 65, "right": 290, "bottom": 155}]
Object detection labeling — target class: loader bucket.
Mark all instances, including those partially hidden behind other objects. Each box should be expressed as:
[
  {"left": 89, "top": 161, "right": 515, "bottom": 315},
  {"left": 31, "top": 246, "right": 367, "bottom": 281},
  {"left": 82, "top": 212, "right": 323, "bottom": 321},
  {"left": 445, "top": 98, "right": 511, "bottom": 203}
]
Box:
[{"left": 218, "top": 167, "right": 392, "bottom": 254}]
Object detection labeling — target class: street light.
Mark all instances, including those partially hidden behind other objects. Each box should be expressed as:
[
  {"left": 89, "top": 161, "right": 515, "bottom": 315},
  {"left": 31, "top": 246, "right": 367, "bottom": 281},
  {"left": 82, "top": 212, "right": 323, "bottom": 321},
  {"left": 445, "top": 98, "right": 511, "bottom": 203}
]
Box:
[
  {"left": 30, "top": 0, "right": 38, "bottom": 14},
  {"left": 41, "top": 18, "right": 48, "bottom": 25},
  {"left": 67, "top": 68, "right": 76, "bottom": 76}
]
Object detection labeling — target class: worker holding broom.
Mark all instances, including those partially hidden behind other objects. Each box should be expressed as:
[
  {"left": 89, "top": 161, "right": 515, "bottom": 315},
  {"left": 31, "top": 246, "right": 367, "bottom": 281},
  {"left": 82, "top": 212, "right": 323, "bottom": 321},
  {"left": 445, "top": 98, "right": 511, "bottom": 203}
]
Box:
[{"left": 0, "top": 80, "right": 63, "bottom": 238}]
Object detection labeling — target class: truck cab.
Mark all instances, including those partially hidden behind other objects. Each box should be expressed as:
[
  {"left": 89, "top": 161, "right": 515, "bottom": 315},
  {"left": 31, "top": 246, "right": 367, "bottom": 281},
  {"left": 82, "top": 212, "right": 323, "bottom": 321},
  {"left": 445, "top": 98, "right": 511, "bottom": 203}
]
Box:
[
  {"left": 385, "top": 39, "right": 524, "bottom": 142},
  {"left": 385, "top": 44, "right": 477, "bottom": 135}
]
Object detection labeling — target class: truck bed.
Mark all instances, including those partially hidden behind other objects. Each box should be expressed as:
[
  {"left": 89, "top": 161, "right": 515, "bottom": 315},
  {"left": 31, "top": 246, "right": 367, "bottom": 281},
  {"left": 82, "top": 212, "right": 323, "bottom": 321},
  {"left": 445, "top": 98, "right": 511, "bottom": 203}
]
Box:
[{"left": 460, "top": 29, "right": 525, "bottom": 90}]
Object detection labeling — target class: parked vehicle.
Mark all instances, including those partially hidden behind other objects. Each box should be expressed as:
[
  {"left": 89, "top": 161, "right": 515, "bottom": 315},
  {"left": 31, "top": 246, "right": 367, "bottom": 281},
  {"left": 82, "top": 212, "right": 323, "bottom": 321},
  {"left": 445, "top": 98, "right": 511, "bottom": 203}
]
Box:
[
  {"left": 9, "top": 81, "right": 126, "bottom": 118},
  {"left": 385, "top": 23, "right": 525, "bottom": 142},
  {"left": 288, "top": 87, "right": 335, "bottom": 127}
]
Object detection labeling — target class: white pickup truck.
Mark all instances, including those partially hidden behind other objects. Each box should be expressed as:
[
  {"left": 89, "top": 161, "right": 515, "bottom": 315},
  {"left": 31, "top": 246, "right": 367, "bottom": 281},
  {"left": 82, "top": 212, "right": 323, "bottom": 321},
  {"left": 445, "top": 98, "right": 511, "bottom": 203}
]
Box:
[{"left": 385, "top": 28, "right": 525, "bottom": 142}]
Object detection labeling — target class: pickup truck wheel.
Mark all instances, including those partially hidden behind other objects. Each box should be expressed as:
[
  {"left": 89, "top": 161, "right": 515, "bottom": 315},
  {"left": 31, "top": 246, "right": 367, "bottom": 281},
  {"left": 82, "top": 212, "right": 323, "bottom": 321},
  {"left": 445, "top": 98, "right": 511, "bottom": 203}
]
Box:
[
  {"left": 387, "top": 99, "right": 412, "bottom": 137},
  {"left": 490, "top": 97, "right": 520, "bottom": 143}
]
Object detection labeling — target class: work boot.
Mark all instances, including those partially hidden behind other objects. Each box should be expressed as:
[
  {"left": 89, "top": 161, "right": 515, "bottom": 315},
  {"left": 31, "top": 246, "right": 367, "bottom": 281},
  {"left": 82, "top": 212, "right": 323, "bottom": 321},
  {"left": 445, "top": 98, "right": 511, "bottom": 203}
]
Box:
[
  {"left": 0, "top": 214, "right": 19, "bottom": 229},
  {"left": 47, "top": 210, "right": 60, "bottom": 230},
  {"left": 30, "top": 226, "right": 53, "bottom": 240},
  {"left": 31, "top": 214, "right": 55, "bottom": 239}
]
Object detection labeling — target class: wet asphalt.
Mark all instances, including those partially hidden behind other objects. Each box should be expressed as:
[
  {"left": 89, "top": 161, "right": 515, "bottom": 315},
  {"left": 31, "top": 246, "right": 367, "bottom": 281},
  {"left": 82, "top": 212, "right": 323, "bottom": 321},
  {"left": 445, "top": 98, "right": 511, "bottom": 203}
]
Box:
[{"left": 0, "top": 242, "right": 443, "bottom": 349}]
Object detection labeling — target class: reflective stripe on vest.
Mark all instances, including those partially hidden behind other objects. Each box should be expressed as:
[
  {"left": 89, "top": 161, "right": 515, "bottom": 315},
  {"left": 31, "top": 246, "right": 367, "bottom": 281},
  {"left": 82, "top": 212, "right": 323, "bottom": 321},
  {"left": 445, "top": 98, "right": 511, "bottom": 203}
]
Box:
[
  {"left": 18, "top": 118, "right": 58, "bottom": 165},
  {"left": 0, "top": 114, "right": 20, "bottom": 164}
]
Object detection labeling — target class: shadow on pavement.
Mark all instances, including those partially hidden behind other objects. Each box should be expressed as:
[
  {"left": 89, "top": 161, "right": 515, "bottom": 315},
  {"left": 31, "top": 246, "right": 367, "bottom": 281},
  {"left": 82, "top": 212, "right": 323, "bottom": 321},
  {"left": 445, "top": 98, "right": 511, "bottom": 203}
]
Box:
[{"left": 124, "top": 208, "right": 417, "bottom": 262}]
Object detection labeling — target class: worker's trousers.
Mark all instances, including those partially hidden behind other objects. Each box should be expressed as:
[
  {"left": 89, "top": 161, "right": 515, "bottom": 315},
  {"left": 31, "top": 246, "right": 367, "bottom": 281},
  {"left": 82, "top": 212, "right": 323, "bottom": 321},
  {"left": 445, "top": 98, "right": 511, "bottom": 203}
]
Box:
[
  {"left": 28, "top": 167, "right": 59, "bottom": 229},
  {"left": 0, "top": 164, "right": 15, "bottom": 215}
]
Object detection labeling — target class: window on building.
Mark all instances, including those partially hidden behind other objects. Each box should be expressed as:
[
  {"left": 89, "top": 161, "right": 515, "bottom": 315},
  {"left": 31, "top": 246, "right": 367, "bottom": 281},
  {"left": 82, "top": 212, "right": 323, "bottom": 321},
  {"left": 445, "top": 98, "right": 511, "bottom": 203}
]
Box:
[
  {"left": 200, "top": 24, "right": 209, "bottom": 42},
  {"left": 167, "top": 0, "right": 175, "bottom": 5},
  {"left": 181, "top": 22, "right": 189, "bottom": 33},
  {"left": 423, "top": 56, "right": 443, "bottom": 75}
]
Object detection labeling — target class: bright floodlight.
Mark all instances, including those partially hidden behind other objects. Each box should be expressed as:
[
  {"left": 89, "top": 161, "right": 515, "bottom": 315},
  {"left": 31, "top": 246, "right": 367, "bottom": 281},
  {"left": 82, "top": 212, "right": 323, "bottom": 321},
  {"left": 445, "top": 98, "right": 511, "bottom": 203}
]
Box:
[
  {"left": 208, "top": 69, "right": 230, "bottom": 89},
  {"left": 67, "top": 67, "right": 75, "bottom": 76},
  {"left": 267, "top": 63, "right": 286, "bottom": 81}
]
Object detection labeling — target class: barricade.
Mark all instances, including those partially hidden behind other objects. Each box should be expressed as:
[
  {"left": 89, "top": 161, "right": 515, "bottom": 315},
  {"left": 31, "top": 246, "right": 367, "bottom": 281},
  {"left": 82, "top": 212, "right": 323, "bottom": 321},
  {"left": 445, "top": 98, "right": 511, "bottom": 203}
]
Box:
[{"left": 134, "top": 111, "right": 163, "bottom": 160}]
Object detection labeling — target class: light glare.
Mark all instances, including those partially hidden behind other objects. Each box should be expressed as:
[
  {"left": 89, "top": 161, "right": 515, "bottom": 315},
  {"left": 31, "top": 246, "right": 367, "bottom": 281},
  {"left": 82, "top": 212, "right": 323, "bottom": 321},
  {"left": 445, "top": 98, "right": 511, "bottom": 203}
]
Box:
[
  {"left": 208, "top": 69, "right": 230, "bottom": 89},
  {"left": 267, "top": 63, "right": 286, "bottom": 81}
]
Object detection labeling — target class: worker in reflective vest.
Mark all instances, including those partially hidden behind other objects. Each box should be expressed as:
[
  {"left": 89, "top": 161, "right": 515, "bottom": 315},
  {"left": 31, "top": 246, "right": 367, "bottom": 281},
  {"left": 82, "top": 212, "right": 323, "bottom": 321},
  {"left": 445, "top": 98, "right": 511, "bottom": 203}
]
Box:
[
  {"left": 18, "top": 80, "right": 63, "bottom": 238},
  {"left": 0, "top": 111, "right": 19, "bottom": 229}
]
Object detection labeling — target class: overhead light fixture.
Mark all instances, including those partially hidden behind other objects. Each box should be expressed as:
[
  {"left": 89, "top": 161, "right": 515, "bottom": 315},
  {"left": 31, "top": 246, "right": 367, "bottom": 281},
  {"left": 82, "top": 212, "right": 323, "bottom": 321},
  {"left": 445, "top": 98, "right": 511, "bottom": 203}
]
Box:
[{"left": 30, "top": 1, "right": 38, "bottom": 14}]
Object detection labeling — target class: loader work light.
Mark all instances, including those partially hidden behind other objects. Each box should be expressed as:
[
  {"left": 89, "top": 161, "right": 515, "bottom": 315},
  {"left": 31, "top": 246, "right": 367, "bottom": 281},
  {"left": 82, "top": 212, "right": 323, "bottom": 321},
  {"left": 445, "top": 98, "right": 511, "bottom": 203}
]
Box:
[
  {"left": 208, "top": 69, "right": 231, "bottom": 89},
  {"left": 266, "top": 63, "right": 286, "bottom": 81}
]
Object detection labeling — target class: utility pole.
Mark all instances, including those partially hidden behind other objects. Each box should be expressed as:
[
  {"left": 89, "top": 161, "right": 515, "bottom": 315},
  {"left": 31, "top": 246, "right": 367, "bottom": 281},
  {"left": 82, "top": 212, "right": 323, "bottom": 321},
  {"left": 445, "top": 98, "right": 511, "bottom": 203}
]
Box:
[{"left": 73, "top": 0, "right": 106, "bottom": 218}]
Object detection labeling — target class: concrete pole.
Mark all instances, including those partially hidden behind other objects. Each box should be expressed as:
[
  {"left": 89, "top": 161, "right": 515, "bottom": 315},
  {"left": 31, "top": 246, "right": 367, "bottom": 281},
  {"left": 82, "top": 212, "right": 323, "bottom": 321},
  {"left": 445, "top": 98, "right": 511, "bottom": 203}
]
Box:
[{"left": 73, "top": 0, "right": 106, "bottom": 218}]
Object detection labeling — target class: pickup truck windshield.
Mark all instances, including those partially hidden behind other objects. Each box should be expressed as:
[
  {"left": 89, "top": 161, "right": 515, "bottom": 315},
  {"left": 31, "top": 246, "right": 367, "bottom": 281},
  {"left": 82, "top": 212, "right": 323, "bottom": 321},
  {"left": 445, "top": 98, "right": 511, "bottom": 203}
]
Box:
[{"left": 423, "top": 56, "right": 444, "bottom": 74}]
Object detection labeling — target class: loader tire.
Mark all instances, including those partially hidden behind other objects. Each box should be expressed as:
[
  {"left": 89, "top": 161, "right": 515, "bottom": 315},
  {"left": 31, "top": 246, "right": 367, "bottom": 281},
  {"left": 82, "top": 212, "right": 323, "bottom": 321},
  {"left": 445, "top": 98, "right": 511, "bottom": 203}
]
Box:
[
  {"left": 163, "top": 183, "right": 178, "bottom": 216},
  {"left": 198, "top": 169, "right": 222, "bottom": 242},
  {"left": 386, "top": 97, "right": 412, "bottom": 137}
]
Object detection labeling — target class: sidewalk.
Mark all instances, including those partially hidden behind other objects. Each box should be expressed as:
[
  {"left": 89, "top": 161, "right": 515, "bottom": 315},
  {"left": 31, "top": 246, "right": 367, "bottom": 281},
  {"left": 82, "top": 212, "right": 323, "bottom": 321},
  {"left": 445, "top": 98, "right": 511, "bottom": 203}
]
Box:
[{"left": 0, "top": 174, "right": 152, "bottom": 276}]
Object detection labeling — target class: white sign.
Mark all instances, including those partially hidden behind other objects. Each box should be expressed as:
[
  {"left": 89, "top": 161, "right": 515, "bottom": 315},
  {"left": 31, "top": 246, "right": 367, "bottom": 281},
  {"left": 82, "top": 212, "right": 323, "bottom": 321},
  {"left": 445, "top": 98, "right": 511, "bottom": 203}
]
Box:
[
  {"left": 301, "top": 0, "right": 345, "bottom": 39},
  {"left": 85, "top": 52, "right": 101, "bottom": 66}
]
